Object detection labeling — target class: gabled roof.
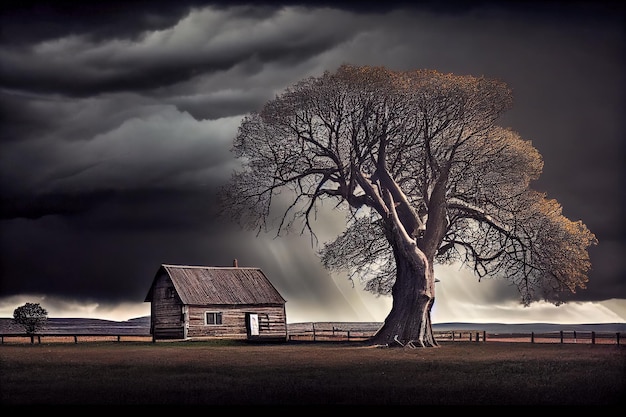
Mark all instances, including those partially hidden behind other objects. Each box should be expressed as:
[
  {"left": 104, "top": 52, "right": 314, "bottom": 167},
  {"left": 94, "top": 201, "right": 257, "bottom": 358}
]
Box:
[{"left": 144, "top": 264, "right": 286, "bottom": 305}]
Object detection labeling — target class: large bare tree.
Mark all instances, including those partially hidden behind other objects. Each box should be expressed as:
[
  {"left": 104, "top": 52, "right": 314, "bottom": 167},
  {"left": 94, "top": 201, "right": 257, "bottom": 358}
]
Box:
[{"left": 220, "top": 65, "right": 597, "bottom": 347}]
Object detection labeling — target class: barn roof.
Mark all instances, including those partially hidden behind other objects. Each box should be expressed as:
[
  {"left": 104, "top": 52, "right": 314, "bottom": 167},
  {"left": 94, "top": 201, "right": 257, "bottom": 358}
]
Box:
[{"left": 144, "top": 264, "right": 286, "bottom": 305}]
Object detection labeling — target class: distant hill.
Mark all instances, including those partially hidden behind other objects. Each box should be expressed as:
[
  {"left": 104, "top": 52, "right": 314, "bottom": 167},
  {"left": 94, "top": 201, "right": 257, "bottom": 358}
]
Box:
[
  {"left": 0, "top": 316, "right": 151, "bottom": 335},
  {"left": 431, "top": 322, "right": 626, "bottom": 334},
  {"left": 1, "top": 317, "right": 624, "bottom": 335}
]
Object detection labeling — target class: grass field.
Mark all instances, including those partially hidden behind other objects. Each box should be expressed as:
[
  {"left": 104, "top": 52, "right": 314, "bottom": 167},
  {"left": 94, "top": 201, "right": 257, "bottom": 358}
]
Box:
[{"left": 1, "top": 340, "right": 624, "bottom": 406}]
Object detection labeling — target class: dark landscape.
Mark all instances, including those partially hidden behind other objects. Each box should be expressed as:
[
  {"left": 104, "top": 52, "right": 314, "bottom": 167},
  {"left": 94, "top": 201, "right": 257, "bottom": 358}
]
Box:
[
  {"left": 2, "top": 317, "right": 625, "bottom": 405},
  {"left": 1, "top": 337, "right": 624, "bottom": 405}
]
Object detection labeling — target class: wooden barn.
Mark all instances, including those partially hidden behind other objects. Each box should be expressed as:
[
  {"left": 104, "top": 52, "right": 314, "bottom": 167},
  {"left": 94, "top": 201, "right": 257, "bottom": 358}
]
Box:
[{"left": 144, "top": 261, "right": 288, "bottom": 341}]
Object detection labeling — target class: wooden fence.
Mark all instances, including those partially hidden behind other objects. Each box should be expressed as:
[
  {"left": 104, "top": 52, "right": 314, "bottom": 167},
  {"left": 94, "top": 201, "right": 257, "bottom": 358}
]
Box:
[
  {"left": 285, "top": 323, "right": 623, "bottom": 346},
  {"left": 285, "top": 325, "right": 491, "bottom": 343},
  {"left": 0, "top": 327, "right": 622, "bottom": 345},
  {"left": 435, "top": 330, "right": 622, "bottom": 345},
  {"left": 0, "top": 333, "right": 153, "bottom": 344}
]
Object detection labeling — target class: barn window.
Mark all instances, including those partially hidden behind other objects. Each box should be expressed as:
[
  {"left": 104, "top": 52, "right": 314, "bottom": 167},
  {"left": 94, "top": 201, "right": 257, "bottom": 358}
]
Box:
[
  {"left": 205, "top": 312, "right": 222, "bottom": 325},
  {"left": 166, "top": 287, "right": 175, "bottom": 298}
]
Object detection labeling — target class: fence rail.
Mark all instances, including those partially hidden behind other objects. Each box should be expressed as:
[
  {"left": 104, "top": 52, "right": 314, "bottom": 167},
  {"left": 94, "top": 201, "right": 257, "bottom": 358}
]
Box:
[
  {"left": 0, "top": 333, "right": 153, "bottom": 344},
  {"left": 0, "top": 328, "right": 622, "bottom": 345},
  {"left": 286, "top": 324, "right": 623, "bottom": 346}
]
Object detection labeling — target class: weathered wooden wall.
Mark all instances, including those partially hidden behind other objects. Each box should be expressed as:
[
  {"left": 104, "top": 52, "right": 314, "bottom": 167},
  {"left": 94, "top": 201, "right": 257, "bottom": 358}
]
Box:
[
  {"left": 186, "top": 304, "right": 287, "bottom": 340},
  {"left": 150, "top": 273, "right": 185, "bottom": 339}
]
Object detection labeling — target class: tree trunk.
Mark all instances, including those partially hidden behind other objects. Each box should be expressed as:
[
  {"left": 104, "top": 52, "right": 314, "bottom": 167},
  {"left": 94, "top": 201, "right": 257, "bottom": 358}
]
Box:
[{"left": 369, "top": 244, "right": 438, "bottom": 348}]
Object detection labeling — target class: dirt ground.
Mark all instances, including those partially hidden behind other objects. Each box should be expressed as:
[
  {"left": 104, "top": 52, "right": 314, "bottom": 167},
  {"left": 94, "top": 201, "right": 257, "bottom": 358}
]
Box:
[
  {"left": 1, "top": 338, "right": 622, "bottom": 366},
  {"left": 1, "top": 341, "right": 625, "bottom": 405}
]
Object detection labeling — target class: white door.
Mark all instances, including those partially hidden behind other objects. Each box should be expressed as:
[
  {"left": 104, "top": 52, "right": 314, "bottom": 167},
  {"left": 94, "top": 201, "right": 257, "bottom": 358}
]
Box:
[{"left": 249, "top": 313, "right": 259, "bottom": 336}]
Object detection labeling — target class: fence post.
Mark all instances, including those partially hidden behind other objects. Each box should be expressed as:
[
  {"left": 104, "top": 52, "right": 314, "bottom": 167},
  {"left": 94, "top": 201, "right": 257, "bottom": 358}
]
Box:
[
  {"left": 531, "top": 332, "right": 534, "bottom": 343},
  {"left": 74, "top": 335, "right": 78, "bottom": 344},
  {"left": 476, "top": 332, "right": 480, "bottom": 342},
  {"left": 617, "top": 333, "right": 620, "bottom": 346},
  {"left": 591, "top": 331, "right": 596, "bottom": 345},
  {"left": 560, "top": 330, "right": 564, "bottom": 344},
  {"left": 469, "top": 333, "right": 472, "bottom": 342},
  {"left": 312, "top": 322, "right": 316, "bottom": 341},
  {"left": 483, "top": 331, "right": 486, "bottom": 342}
]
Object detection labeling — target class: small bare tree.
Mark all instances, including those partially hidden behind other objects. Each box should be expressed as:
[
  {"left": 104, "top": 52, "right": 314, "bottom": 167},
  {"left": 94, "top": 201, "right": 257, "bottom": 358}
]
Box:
[
  {"left": 13, "top": 302, "right": 48, "bottom": 339},
  {"left": 220, "top": 64, "right": 597, "bottom": 347}
]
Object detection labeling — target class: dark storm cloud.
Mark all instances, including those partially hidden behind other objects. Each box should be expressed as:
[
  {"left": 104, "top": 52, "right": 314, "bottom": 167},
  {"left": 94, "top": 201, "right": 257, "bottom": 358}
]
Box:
[
  {"left": 0, "top": 1, "right": 624, "bottom": 320},
  {"left": 0, "top": 0, "right": 214, "bottom": 45},
  {"left": 0, "top": 104, "right": 239, "bottom": 198},
  {"left": 0, "top": 4, "right": 358, "bottom": 97},
  {"left": 0, "top": 92, "right": 61, "bottom": 143},
  {"left": 171, "top": 91, "right": 269, "bottom": 120},
  {"left": 0, "top": 189, "right": 223, "bottom": 300},
  {"left": 0, "top": 91, "right": 160, "bottom": 145}
]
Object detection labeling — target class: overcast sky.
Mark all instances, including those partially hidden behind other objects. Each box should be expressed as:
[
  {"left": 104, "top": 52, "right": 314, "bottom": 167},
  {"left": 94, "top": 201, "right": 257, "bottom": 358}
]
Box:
[{"left": 0, "top": 1, "right": 624, "bottom": 324}]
